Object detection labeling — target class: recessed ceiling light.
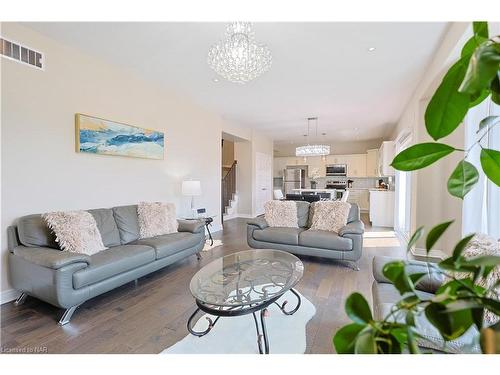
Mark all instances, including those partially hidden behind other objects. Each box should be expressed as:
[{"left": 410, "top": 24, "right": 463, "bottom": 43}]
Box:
[
  {"left": 368, "top": 47, "right": 376, "bottom": 52},
  {"left": 212, "top": 77, "right": 220, "bottom": 82}
]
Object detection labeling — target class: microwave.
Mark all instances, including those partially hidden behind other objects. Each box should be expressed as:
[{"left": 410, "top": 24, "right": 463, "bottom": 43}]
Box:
[{"left": 326, "top": 164, "right": 347, "bottom": 176}]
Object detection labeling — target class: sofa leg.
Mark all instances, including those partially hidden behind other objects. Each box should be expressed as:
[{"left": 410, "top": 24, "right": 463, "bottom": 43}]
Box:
[
  {"left": 58, "top": 305, "right": 80, "bottom": 326},
  {"left": 134, "top": 279, "right": 139, "bottom": 287},
  {"left": 346, "top": 261, "right": 360, "bottom": 271},
  {"left": 14, "top": 292, "right": 28, "bottom": 306},
  {"left": 196, "top": 252, "right": 202, "bottom": 261}
]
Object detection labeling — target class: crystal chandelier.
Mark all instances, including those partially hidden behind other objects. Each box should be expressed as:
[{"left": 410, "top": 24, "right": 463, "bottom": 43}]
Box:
[
  {"left": 295, "top": 118, "right": 330, "bottom": 157},
  {"left": 207, "top": 22, "right": 272, "bottom": 84}
]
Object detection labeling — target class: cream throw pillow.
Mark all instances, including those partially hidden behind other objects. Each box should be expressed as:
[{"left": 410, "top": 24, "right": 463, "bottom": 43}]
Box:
[
  {"left": 264, "top": 200, "right": 298, "bottom": 228},
  {"left": 461, "top": 234, "right": 499, "bottom": 325},
  {"left": 42, "top": 210, "right": 107, "bottom": 255},
  {"left": 138, "top": 202, "right": 178, "bottom": 238},
  {"left": 309, "top": 201, "right": 351, "bottom": 233}
]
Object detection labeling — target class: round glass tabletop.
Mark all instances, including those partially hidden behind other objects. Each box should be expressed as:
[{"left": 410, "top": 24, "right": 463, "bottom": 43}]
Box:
[{"left": 190, "top": 249, "right": 304, "bottom": 308}]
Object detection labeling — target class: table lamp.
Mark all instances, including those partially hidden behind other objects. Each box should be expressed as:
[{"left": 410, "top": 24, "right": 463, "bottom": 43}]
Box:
[{"left": 182, "top": 180, "right": 201, "bottom": 217}]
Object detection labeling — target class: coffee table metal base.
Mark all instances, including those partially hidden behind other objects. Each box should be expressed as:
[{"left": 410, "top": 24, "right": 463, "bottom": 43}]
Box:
[{"left": 186, "top": 288, "right": 302, "bottom": 354}]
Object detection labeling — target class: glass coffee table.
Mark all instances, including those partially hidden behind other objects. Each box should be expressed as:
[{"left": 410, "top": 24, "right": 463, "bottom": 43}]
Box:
[{"left": 187, "top": 249, "right": 304, "bottom": 354}]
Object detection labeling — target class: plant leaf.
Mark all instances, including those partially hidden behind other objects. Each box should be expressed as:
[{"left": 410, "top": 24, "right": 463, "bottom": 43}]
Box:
[
  {"left": 491, "top": 74, "right": 500, "bottom": 105},
  {"left": 425, "top": 58, "right": 471, "bottom": 140},
  {"left": 461, "top": 36, "right": 487, "bottom": 59},
  {"left": 452, "top": 234, "right": 475, "bottom": 259},
  {"left": 480, "top": 148, "right": 500, "bottom": 186},
  {"left": 354, "top": 327, "right": 377, "bottom": 354},
  {"left": 425, "top": 302, "right": 474, "bottom": 341},
  {"left": 447, "top": 160, "right": 479, "bottom": 198},
  {"left": 463, "top": 255, "right": 500, "bottom": 267},
  {"left": 472, "top": 21, "right": 489, "bottom": 39},
  {"left": 459, "top": 41, "right": 500, "bottom": 97},
  {"left": 406, "top": 226, "right": 424, "bottom": 253},
  {"left": 345, "top": 292, "right": 373, "bottom": 324},
  {"left": 469, "top": 88, "right": 490, "bottom": 107},
  {"left": 426, "top": 221, "right": 454, "bottom": 252},
  {"left": 333, "top": 323, "right": 366, "bottom": 354},
  {"left": 477, "top": 115, "right": 499, "bottom": 133},
  {"left": 391, "top": 143, "right": 455, "bottom": 171},
  {"left": 383, "top": 261, "right": 414, "bottom": 294},
  {"left": 407, "top": 327, "right": 420, "bottom": 354},
  {"left": 481, "top": 298, "right": 500, "bottom": 315}
]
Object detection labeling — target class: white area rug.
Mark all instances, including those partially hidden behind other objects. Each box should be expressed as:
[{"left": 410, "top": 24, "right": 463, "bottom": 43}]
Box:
[
  {"left": 162, "top": 290, "right": 315, "bottom": 354},
  {"left": 202, "top": 239, "right": 223, "bottom": 252}
]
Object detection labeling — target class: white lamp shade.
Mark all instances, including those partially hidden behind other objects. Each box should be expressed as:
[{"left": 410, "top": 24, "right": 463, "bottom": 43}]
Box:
[{"left": 182, "top": 180, "right": 201, "bottom": 196}]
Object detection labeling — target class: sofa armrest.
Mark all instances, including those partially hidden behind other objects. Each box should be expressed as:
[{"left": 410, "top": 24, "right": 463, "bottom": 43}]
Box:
[
  {"left": 339, "top": 220, "right": 364, "bottom": 236},
  {"left": 372, "top": 256, "right": 444, "bottom": 294},
  {"left": 13, "top": 246, "right": 90, "bottom": 270},
  {"left": 247, "top": 217, "right": 269, "bottom": 230},
  {"left": 177, "top": 219, "right": 205, "bottom": 234}
]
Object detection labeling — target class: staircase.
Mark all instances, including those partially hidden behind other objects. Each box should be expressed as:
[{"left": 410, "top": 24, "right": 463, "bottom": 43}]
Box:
[{"left": 222, "top": 160, "right": 237, "bottom": 222}]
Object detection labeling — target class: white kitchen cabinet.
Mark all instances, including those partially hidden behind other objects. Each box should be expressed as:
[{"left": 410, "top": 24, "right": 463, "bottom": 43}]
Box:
[
  {"left": 369, "top": 190, "right": 395, "bottom": 227},
  {"left": 347, "top": 189, "right": 369, "bottom": 211},
  {"left": 347, "top": 154, "right": 367, "bottom": 177},
  {"left": 307, "top": 156, "right": 326, "bottom": 178},
  {"left": 366, "top": 148, "right": 379, "bottom": 177},
  {"left": 378, "top": 141, "right": 396, "bottom": 176}
]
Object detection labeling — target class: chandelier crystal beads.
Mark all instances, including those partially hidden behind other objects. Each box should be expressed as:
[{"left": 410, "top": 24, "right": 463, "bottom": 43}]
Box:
[{"left": 207, "top": 22, "right": 272, "bottom": 84}]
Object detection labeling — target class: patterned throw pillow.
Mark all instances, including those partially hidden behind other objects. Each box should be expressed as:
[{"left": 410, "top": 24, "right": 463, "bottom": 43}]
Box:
[
  {"left": 137, "top": 202, "right": 178, "bottom": 239},
  {"left": 309, "top": 201, "right": 351, "bottom": 233},
  {"left": 264, "top": 200, "right": 298, "bottom": 228},
  {"left": 42, "top": 210, "right": 107, "bottom": 255}
]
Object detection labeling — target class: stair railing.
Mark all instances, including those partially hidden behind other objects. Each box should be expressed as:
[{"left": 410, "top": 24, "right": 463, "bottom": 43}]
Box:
[{"left": 222, "top": 160, "right": 237, "bottom": 222}]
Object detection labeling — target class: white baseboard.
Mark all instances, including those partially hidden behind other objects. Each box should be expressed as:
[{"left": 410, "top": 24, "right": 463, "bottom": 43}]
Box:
[
  {"left": 223, "top": 213, "right": 254, "bottom": 221},
  {"left": 1, "top": 288, "right": 20, "bottom": 305}
]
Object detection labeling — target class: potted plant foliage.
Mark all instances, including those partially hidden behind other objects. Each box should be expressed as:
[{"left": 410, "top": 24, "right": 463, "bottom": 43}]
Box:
[{"left": 333, "top": 22, "right": 500, "bottom": 354}]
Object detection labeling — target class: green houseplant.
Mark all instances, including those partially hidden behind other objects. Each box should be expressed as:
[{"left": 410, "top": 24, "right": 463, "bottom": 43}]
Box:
[{"left": 333, "top": 22, "right": 500, "bottom": 354}]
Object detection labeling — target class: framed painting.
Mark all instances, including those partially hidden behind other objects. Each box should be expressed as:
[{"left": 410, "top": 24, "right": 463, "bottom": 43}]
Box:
[{"left": 75, "top": 113, "right": 165, "bottom": 160}]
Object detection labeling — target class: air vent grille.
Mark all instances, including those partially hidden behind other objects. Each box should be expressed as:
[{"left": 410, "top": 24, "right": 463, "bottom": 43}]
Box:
[{"left": 0, "top": 37, "right": 43, "bottom": 70}]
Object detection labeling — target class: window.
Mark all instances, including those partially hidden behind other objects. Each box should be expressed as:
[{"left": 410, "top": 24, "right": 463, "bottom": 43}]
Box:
[
  {"left": 394, "top": 131, "right": 413, "bottom": 240},
  {"left": 463, "top": 98, "right": 500, "bottom": 239}
]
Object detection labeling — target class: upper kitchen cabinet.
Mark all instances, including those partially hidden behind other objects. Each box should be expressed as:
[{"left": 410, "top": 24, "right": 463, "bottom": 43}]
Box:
[
  {"left": 347, "top": 154, "right": 367, "bottom": 177},
  {"left": 366, "top": 148, "right": 379, "bottom": 177},
  {"left": 307, "top": 156, "right": 326, "bottom": 177},
  {"left": 378, "top": 141, "right": 396, "bottom": 176}
]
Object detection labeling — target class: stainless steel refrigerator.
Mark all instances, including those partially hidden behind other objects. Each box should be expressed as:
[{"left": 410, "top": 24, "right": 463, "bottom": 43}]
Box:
[{"left": 283, "top": 167, "right": 306, "bottom": 195}]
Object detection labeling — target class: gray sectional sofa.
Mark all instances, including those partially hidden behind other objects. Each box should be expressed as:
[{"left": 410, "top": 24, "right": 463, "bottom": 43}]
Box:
[
  {"left": 247, "top": 202, "right": 364, "bottom": 269},
  {"left": 8, "top": 204, "right": 205, "bottom": 325},
  {"left": 372, "top": 256, "right": 480, "bottom": 353}
]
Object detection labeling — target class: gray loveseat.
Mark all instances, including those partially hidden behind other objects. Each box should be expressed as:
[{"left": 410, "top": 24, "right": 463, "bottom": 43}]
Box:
[
  {"left": 372, "top": 256, "right": 480, "bottom": 353},
  {"left": 8, "top": 204, "right": 205, "bottom": 325},
  {"left": 247, "top": 202, "right": 364, "bottom": 269}
]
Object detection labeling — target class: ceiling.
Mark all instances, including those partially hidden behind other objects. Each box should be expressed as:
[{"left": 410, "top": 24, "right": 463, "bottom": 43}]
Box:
[{"left": 25, "top": 22, "right": 448, "bottom": 145}]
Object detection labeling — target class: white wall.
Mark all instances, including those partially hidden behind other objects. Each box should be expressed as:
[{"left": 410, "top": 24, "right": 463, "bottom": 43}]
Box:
[
  {"left": 1, "top": 23, "right": 228, "bottom": 296},
  {"left": 233, "top": 130, "right": 273, "bottom": 217},
  {"left": 391, "top": 22, "right": 470, "bottom": 254}
]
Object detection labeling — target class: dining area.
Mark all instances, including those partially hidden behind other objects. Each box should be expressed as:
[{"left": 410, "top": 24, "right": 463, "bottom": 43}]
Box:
[{"left": 273, "top": 188, "right": 349, "bottom": 203}]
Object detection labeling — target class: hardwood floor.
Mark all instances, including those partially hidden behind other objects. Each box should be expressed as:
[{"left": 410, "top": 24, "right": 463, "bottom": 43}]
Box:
[{"left": 0, "top": 214, "right": 404, "bottom": 354}]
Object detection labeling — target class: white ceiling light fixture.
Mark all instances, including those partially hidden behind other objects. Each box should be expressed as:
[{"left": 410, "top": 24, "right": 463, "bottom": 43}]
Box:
[
  {"left": 295, "top": 117, "right": 330, "bottom": 158},
  {"left": 207, "top": 22, "right": 272, "bottom": 84},
  {"left": 368, "top": 47, "right": 376, "bottom": 52}
]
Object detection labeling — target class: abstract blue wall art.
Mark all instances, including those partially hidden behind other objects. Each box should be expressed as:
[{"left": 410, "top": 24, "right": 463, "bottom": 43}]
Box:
[{"left": 75, "top": 114, "right": 164, "bottom": 160}]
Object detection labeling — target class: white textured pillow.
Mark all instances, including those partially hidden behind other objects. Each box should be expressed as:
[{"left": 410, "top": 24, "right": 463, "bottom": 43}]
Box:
[
  {"left": 264, "top": 201, "right": 298, "bottom": 228},
  {"left": 137, "top": 202, "right": 178, "bottom": 239},
  {"left": 461, "top": 234, "right": 500, "bottom": 325},
  {"left": 309, "top": 201, "right": 351, "bottom": 233},
  {"left": 42, "top": 210, "right": 107, "bottom": 255}
]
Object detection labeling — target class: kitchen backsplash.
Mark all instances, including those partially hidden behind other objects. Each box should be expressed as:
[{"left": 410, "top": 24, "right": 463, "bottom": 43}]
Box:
[{"left": 312, "top": 177, "right": 390, "bottom": 189}]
